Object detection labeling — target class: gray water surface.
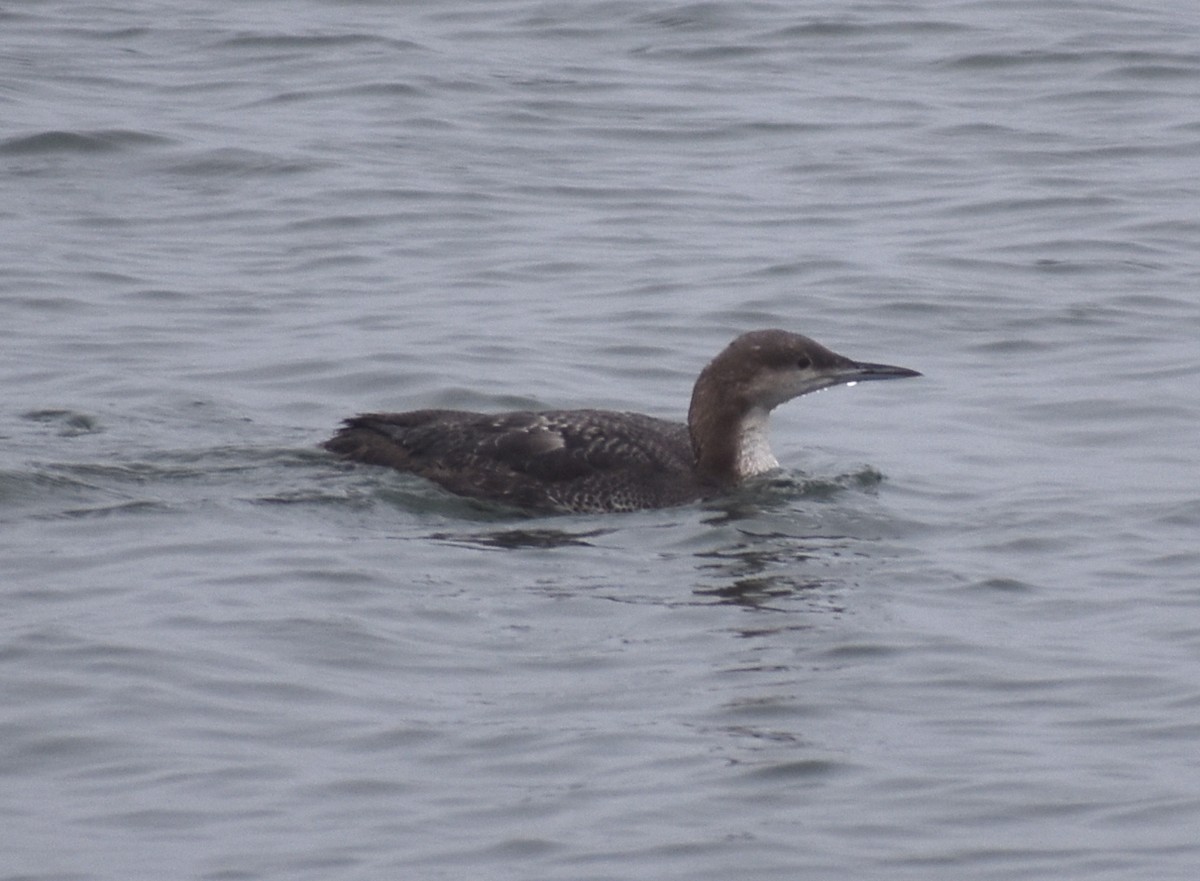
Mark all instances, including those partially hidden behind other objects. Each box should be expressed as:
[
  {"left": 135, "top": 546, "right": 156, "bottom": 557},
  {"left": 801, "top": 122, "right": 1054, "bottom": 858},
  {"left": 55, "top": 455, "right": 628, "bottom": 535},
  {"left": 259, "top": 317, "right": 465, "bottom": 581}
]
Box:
[{"left": 4, "top": 2, "right": 1200, "bottom": 879}]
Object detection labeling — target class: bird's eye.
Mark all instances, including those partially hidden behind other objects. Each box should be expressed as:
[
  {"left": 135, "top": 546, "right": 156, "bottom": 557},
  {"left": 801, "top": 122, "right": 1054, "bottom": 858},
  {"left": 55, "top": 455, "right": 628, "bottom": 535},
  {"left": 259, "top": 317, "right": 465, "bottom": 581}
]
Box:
[{"left": 796, "top": 356, "right": 811, "bottom": 370}]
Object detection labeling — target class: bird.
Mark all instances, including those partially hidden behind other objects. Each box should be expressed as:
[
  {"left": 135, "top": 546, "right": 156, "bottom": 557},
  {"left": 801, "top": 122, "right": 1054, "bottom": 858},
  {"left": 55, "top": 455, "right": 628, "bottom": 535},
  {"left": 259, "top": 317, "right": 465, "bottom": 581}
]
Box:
[{"left": 323, "top": 329, "right": 920, "bottom": 513}]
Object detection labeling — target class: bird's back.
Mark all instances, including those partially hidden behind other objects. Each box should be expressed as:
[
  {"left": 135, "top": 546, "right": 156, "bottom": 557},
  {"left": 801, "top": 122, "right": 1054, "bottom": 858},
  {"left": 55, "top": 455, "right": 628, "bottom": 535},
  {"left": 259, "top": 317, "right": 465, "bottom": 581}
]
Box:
[{"left": 323, "top": 408, "right": 704, "bottom": 513}]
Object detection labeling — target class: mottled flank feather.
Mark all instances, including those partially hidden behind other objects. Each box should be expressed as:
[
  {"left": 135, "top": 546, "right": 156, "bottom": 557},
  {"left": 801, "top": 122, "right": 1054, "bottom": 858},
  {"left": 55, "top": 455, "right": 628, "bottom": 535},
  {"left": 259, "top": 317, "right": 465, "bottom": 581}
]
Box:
[{"left": 323, "top": 409, "right": 706, "bottom": 513}]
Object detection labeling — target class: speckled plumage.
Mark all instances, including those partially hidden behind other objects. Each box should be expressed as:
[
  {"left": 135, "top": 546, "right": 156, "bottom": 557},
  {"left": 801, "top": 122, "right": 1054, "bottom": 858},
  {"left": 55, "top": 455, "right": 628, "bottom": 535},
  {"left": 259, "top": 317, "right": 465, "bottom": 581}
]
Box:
[
  {"left": 323, "top": 329, "right": 920, "bottom": 514},
  {"left": 324, "top": 408, "right": 705, "bottom": 512}
]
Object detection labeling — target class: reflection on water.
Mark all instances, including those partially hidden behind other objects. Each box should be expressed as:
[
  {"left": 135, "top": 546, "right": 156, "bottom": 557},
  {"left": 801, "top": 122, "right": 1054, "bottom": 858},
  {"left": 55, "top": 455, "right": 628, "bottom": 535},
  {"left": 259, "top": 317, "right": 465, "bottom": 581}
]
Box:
[
  {"left": 21, "top": 409, "right": 101, "bottom": 436},
  {"left": 428, "top": 527, "right": 613, "bottom": 550},
  {"left": 411, "top": 468, "right": 889, "bottom": 621},
  {"left": 694, "top": 529, "right": 850, "bottom": 614}
]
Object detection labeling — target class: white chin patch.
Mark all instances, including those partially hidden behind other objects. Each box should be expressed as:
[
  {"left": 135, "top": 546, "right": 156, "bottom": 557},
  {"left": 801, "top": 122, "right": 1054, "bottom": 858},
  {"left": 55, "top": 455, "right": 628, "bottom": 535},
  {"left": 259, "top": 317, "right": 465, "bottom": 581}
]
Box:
[{"left": 735, "top": 407, "right": 780, "bottom": 478}]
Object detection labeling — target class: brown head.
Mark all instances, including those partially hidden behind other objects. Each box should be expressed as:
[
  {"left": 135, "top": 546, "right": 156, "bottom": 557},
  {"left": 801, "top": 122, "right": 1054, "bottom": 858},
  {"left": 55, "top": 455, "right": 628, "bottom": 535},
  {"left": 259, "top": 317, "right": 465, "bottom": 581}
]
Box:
[{"left": 687, "top": 329, "right": 920, "bottom": 484}]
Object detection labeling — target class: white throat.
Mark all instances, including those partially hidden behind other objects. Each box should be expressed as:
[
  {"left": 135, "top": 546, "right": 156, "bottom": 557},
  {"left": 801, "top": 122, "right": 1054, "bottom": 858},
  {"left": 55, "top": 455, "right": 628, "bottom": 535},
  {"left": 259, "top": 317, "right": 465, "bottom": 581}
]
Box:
[{"left": 734, "top": 406, "right": 780, "bottom": 478}]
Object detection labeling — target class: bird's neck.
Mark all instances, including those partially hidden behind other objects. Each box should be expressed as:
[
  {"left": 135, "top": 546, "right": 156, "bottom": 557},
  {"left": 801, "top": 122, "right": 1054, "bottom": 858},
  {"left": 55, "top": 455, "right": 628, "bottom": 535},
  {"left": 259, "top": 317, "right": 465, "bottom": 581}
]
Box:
[{"left": 688, "top": 372, "right": 779, "bottom": 485}]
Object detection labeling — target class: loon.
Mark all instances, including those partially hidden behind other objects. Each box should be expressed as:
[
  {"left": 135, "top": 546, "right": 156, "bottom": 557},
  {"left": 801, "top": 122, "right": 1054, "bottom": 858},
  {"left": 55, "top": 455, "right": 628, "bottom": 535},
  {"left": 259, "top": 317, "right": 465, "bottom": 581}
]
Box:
[{"left": 323, "top": 329, "right": 920, "bottom": 513}]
